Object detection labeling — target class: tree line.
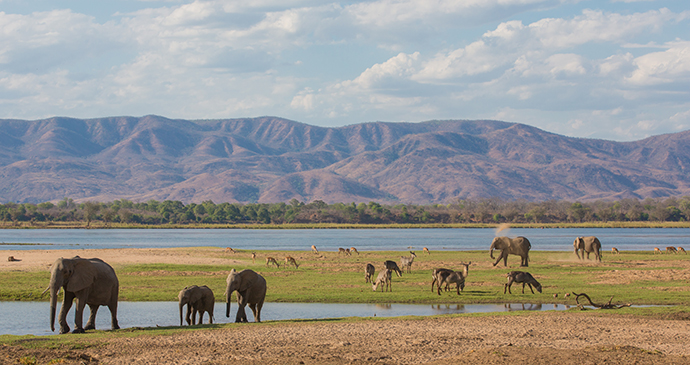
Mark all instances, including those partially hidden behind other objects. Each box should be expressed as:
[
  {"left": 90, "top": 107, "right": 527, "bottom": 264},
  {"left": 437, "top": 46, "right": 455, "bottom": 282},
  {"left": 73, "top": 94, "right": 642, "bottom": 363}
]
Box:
[{"left": 1, "top": 196, "right": 690, "bottom": 226}]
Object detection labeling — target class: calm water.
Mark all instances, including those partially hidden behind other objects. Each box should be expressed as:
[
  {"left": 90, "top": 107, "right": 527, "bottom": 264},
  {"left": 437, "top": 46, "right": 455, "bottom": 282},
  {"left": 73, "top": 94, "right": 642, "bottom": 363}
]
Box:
[
  {"left": 2, "top": 227, "right": 689, "bottom": 251},
  {"left": 0, "top": 301, "right": 580, "bottom": 336}
]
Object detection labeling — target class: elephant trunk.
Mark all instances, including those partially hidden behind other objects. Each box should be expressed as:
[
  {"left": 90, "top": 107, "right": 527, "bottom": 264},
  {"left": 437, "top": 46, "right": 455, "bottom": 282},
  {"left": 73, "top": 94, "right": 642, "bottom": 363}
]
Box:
[
  {"left": 179, "top": 301, "right": 184, "bottom": 326},
  {"left": 49, "top": 283, "right": 59, "bottom": 332},
  {"left": 226, "top": 290, "right": 231, "bottom": 318},
  {"left": 489, "top": 241, "right": 496, "bottom": 259}
]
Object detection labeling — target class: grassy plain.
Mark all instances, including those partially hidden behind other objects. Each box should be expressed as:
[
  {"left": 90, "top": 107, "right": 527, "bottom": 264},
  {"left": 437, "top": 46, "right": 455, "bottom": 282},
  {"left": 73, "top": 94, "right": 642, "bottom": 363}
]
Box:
[{"left": 2, "top": 248, "right": 689, "bottom": 307}]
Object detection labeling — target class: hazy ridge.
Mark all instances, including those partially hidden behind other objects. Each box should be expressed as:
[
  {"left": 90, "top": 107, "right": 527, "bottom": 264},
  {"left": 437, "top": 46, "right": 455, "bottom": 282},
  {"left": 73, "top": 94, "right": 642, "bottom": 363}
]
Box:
[{"left": 1, "top": 115, "right": 689, "bottom": 204}]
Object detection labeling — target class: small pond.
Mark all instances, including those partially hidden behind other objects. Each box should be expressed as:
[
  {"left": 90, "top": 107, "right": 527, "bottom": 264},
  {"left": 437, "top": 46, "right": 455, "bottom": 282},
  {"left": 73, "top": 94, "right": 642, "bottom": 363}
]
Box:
[{"left": 1, "top": 301, "right": 584, "bottom": 336}]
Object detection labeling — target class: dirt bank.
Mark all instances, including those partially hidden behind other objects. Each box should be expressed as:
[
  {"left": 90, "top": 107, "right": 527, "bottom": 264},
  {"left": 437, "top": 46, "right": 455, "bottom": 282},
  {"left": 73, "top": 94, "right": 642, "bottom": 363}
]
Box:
[{"left": 3, "top": 312, "right": 690, "bottom": 364}]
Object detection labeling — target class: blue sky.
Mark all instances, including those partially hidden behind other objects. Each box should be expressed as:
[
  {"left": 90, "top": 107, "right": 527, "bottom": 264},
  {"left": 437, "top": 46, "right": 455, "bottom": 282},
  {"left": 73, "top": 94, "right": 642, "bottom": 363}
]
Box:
[{"left": 0, "top": 0, "right": 688, "bottom": 141}]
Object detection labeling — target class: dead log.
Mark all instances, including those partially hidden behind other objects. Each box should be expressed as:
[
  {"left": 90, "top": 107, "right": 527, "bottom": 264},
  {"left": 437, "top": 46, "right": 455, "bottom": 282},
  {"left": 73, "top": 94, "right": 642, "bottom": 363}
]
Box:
[{"left": 573, "top": 292, "right": 632, "bottom": 310}]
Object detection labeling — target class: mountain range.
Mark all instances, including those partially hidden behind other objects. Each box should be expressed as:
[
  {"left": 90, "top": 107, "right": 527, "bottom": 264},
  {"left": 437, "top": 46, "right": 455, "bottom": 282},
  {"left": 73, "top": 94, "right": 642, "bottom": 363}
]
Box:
[{"left": 1, "top": 115, "right": 689, "bottom": 204}]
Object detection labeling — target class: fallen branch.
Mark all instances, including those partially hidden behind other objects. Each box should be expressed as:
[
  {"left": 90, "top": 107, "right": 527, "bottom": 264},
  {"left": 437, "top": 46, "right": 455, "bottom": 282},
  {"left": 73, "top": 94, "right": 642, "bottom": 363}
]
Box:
[{"left": 572, "top": 292, "right": 632, "bottom": 310}]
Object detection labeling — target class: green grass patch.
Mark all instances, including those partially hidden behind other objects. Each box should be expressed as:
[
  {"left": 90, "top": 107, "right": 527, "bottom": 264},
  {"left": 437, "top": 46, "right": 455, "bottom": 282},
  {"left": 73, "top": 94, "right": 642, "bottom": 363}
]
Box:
[{"left": 5, "top": 249, "right": 689, "bottom": 306}]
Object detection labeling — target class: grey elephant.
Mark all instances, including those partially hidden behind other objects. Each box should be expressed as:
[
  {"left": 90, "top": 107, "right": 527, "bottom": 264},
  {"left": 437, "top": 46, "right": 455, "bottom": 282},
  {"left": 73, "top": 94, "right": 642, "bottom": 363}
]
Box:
[
  {"left": 490, "top": 236, "right": 531, "bottom": 267},
  {"left": 225, "top": 269, "right": 267, "bottom": 323},
  {"left": 47, "top": 256, "right": 120, "bottom": 334},
  {"left": 573, "top": 236, "right": 602, "bottom": 262},
  {"left": 178, "top": 285, "right": 215, "bottom": 326}
]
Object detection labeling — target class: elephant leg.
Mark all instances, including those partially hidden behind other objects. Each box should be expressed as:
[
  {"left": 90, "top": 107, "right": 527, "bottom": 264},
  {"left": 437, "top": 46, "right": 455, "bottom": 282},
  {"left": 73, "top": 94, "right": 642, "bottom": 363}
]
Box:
[
  {"left": 72, "top": 296, "right": 88, "bottom": 333},
  {"left": 108, "top": 301, "right": 120, "bottom": 330},
  {"left": 255, "top": 301, "right": 264, "bottom": 323},
  {"left": 59, "top": 292, "right": 75, "bottom": 334},
  {"left": 235, "top": 304, "right": 248, "bottom": 323},
  {"left": 192, "top": 307, "right": 199, "bottom": 325},
  {"left": 84, "top": 304, "right": 99, "bottom": 330},
  {"left": 186, "top": 304, "right": 192, "bottom": 325},
  {"left": 586, "top": 251, "right": 590, "bottom": 260},
  {"left": 502, "top": 252, "right": 509, "bottom": 267},
  {"left": 521, "top": 255, "right": 528, "bottom": 267},
  {"left": 248, "top": 303, "right": 259, "bottom": 322}
]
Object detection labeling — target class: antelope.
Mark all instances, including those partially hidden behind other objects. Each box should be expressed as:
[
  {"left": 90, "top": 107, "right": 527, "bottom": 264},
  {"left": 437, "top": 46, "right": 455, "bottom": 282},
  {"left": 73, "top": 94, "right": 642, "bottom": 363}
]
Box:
[
  {"left": 365, "top": 263, "right": 375, "bottom": 283},
  {"left": 338, "top": 247, "right": 350, "bottom": 256},
  {"left": 666, "top": 246, "right": 678, "bottom": 254},
  {"left": 251, "top": 252, "right": 256, "bottom": 263},
  {"left": 384, "top": 260, "right": 403, "bottom": 277},
  {"left": 431, "top": 268, "right": 453, "bottom": 293},
  {"left": 423, "top": 247, "right": 430, "bottom": 255},
  {"left": 504, "top": 271, "right": 542, "bottom": 294},
  {"left": 611, "top": 247, "right": 619, "bottom": 254},
  {"left": 225, "top": 247, "right": 236, "bottom": 254},
  {"left": 400, "top": 251, "right": 417, "bottom": 273},
  {"left": 678, "top": 247, "right": 687, "bottom": 254},
  {"left": 436, "top": 262, "right": 470, "bottom": 295},
  {"left": 350, "top": 247, "right": 359, "bottom": 255},
  {"left": 7, "top": 256, "right": 18, "bottom": 262},
  {"left": 372, "top": 269, "right": 392, "bottom": 292},
  {"left": 285, "top": 256, "right": 300, "bottom": 269},
  {"left": 266, "top": 257, "right": 280, "bottom": 268},
  {"left": 311, "top": 245, "right": 319, "bottom": 253},
  {"left": 654, "top": 247, "right": 661, "bottom": 254}
]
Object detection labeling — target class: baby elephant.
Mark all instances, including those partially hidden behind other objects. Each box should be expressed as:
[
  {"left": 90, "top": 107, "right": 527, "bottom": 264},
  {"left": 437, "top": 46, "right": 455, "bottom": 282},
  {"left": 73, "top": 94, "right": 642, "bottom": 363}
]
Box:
[{"left": 504, "top": 271, "right": 542, "bottom": 294}]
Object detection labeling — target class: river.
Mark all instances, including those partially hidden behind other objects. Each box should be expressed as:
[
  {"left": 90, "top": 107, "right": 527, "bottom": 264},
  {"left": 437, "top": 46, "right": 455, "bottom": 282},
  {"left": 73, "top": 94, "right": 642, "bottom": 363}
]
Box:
[{"left": 2, "top": 227, "right": 689, "bottom": 251}]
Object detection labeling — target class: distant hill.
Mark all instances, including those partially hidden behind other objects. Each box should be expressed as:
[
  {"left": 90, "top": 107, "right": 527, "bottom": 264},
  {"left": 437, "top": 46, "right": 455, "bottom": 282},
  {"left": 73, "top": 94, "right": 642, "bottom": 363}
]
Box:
[{"left": 1, "top": 115, "right": 689, "bottom": 204}]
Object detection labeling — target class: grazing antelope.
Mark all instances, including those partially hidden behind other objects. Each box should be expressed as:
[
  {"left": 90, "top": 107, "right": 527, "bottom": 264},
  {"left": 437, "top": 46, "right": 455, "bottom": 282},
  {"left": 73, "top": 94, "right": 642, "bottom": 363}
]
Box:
[
  {"left": 266, "top": 257, "right": 280, "bottom": 268},
  {"left": 400, "top": 251, "right": 417, "bottom": 273},
  {"left": 666, "top": 246, "right": 678, "bottom": 254},
  {"left": 372, "top": 269, "right": 392, "bottom": 292},
  {"left": 423, "top": 247, "right": 430, "bottom": 255},
  {"left": 384, "top": 260, "right": 403, "bottom": 277},
  {"left": 365, "top": 263, "right": 375, "bottom": 283},
  {"left": 504, "top": 271, "right": 542, "bottom": 294},
  {"left": 225, "top": 247, "right": 236, "bottom": 254},
  {"left": 654, "top": 247, "right": 661, "bottom": 254},
  {"left": 436, "top": 262, "right": 470, "bottom": 296},
  {"left": 251, "top": 252, "right": 256, "bottom": 263},
  {"left": 311, "top": 245, "right": 318, "bottom": 253},
  {"left": 350, "top": 247, "right": 359, "bottom": 255},
  {"left": 7, "top": 256, "right": 18, "bottom": 262},
  {"left": 338, "top": 247, "right": 351, "bottom": 256},
  {"left": 431, "top": 268, "right": 453, "bottom": 293},
  {"left": 678, "top": 247, "right": 687, "bottom": 254},
  {"left": 611, "top": 247, "right": 619, "bottom": 254},
  {"left": 285, "top": 256, "right": 300, "bottom": 269}
]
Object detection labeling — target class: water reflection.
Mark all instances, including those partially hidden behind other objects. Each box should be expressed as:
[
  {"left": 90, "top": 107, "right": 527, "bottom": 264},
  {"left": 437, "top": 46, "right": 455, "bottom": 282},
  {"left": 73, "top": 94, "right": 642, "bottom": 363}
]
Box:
[{"left": 0, "top": 301, "right": 594, "bottom": 336}]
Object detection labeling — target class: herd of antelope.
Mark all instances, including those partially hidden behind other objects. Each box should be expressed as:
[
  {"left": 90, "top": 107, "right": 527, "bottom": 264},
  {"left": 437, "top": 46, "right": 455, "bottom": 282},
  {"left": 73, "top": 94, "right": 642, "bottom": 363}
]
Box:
[{"left": 223, "top": 238, "right": 686, "bottom": 298}]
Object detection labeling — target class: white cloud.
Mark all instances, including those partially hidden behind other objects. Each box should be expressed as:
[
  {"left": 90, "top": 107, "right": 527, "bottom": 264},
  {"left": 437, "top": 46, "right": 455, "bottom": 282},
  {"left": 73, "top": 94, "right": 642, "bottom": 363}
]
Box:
[{"left": 628, "top": 41, "right": 690, "bottom": 85}]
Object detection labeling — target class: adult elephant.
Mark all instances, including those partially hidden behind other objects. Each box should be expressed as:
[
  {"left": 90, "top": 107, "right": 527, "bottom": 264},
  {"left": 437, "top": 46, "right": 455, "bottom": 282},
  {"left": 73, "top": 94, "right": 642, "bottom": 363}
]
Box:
[
  {"left": 574, "top": 236, "right": 602, "bottom": 262},
  {"left": 225, "top": 269, "right": 266, "bottom": 323},
  {"left": 48, "top": 256, "right": 120, "bottom": 334},
  {"left": 490, "top": 236, "right": 531, "bottom": 267},
  {"left": 178, "top": 285, "right": 215, "bottom": 326}
]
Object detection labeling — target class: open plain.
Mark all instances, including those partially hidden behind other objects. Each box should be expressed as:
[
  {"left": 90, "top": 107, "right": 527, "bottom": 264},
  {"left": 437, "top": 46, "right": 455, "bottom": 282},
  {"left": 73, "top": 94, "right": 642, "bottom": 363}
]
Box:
[{"left": 1, "top": 247, "right": 689, "bottom": 364}]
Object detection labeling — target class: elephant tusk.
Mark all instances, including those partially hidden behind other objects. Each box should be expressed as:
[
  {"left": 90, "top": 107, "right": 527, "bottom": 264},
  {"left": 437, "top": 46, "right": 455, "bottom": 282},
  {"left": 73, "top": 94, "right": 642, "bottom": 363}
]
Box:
[{"left": 41, "top": 286, "right": 50, "bottom": 296}]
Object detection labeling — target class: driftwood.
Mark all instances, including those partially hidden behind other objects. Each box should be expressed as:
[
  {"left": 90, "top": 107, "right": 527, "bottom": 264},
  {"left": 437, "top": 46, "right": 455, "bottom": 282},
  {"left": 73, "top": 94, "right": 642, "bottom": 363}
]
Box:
[{"left": 573, "top": 292, "right": 632, "bottom": 310}]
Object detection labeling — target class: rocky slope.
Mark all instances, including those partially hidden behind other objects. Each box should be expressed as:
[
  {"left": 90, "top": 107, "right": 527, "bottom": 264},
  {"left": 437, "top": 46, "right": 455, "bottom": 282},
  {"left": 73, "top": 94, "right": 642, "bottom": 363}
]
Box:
[{"left": 1, "top": 115, "right": 688, "bottom": 203}]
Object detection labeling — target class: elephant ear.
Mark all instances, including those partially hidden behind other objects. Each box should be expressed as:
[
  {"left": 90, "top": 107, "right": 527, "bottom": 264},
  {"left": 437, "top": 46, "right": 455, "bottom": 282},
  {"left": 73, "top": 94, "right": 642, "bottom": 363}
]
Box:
[
  {"left": 238, "top": 271, "right": 256, "bottom": 292},
  {"left": 66, "top": 259, "right": 98, "bottom": 293}
]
